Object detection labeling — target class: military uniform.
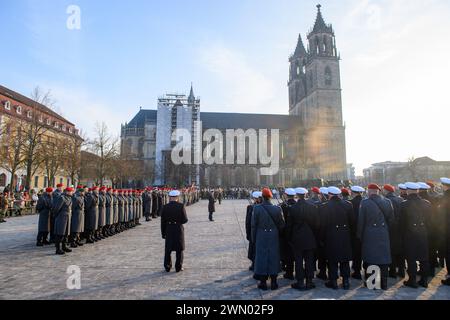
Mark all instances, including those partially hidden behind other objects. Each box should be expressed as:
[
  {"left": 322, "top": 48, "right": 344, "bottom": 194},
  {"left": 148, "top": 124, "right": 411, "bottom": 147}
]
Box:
[
  {"left": 350, "top": 193, "right": 363, "bottom": 279},
  {"left": 69, "top": 190, "right": 85, "bottom": 247},
  {"left": 36, "top": 192, "right": 53, "bottom": 246},
  {"left": 52, "top": 191, "right": 73, "bottom": 255},
  {"left": 280, "top": 198, "right": 296, "bottom": 279},
  {"left": 84, "top": 189, "right": 99, "bottom": 243}
]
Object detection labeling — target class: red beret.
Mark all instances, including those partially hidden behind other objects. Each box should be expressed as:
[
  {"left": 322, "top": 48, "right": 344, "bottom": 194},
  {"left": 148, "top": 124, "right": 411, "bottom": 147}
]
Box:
[
  {"left": 56, "top": 184, "right": 64, "bottom": 188},
  {"left": 65, "top": 187, "right": 74, "bottom": 192},
  {"left": 312, "top": 187, "right": 321, "bottom": 194},
  {"left": 383, "top": 184, "right": 395, "bottom": 193},
  {"left": 76, "top": 185, "right": 83, "bottom": 189},
  {"left": 92, "top": 186, "right": 99, "bottom": 191},
  {"left": 46, "top": 187, "right": 54, "bottom": 193},
  {"left": 262, "top": 188, "right": 273, "bottom": 198},
  {"left": 88, "top": 188, "right": 92, "bottom": 192},
  {"left": 341, "top": 188, "right": 350, "bottom": 196},
  {"left": 368, "top": 184, "right": 381, "bottom": 191},
  {"left": 426, "top": 181, "right": 435, "bottom": 188}
]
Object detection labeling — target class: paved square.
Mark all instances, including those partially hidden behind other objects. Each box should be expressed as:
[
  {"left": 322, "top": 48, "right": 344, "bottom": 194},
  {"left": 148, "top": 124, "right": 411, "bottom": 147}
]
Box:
[{"left": 0, "top": 200, "right": 448, "bottom": 300}]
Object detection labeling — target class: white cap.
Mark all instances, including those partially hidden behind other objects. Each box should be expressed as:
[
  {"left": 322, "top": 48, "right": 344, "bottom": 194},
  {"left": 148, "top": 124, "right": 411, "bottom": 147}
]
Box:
[
  {"left": 319, "top": 187, "right": 329, "bottom": 195},
  {"left": 295, "top": 187, "right": 308, "bottom": 195},
  {"left": 328, "top": 186, "right": 342, "bottom": 195},
  {"left": 351, "top": 186, "right": 365, "bottom": 193},
  {"left": 398, "top": 184, "right": 407, "bottom": 190},
  {"left": 417, "top": 182, "right": 431, "bottom": 190},
  {"left": 272, "top": 189, "right": 278, "bottom": 194},
  {"left": 285, "top": 188, "right": 296, "bottom": 196},
  {"left": 169, "top": 190, "right": 181, "bottom": 197},
  {"left": 440, "top": 177, "right": 450, "bottom": 186},
  {"left": 252, "top": 191, "right": 260, "bottom": 198},
  {"left": 405, "top": 182, "right": 420, "bottom": 190}
]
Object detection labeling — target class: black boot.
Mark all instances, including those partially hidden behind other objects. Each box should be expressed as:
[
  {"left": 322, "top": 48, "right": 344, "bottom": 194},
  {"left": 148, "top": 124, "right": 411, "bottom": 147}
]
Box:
[
  {"left": 55, "top": 242, "right": 65, "bottom": 255},
  {"left": 351, "top": 271, "right": 362, "bottom": 280},
  {"left": 258, "top": 280, "right": 268, "bottom": 291},
  {"left": 381, "top": 277, "right": 388, "bottom": 290},
  {"left": 418, "top": 277, "right": 429, "bottom": 288},
  {"left": 42, "top": 232, "right": 50, "bottom": 245},
  {"left": 325, "top": 280, "right": 338, "bottom": 290},
  {"left": 283, "top": 272, "right": 295, "bottom": 280},
  {"left": 291, "top": 280, "right": 306, "bottom": 291},
  {"left": 36, "top": 232, "right": 44, "bottom": 247},
  {"left": 404, "top": 278, "right": 419, "bottom": 289},
  {"left": 388, "top": 268, "right": 397, "bottom": 279},
  {"left": 317, "top": 271, "right": 328, "bottom": 281},
  {"left": 306, "top": 278, "right": 316, "bottom": 290},
  {"left": 62, "top": 241, "right": 72, "bottom": 253},
  {"left": 270, "top": 276, "right": 279, "bottom": 290}
]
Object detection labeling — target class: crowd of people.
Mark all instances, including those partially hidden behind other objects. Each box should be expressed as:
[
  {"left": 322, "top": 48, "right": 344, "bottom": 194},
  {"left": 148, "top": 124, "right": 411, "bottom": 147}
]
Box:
[
  {"left": 245, "top": 179, "right": 450, "bottom": 291},
  {"left": 33, "top": 184, "right": 199, "bottom": 255},
  {"left": 0, "top": 189, "right": 40, "bottom": 222}
]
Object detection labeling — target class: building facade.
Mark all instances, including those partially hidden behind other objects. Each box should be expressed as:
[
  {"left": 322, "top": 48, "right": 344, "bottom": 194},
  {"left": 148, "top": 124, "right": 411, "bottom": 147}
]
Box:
[
  {"left": 120, "top": 5, "right": 348, "bottom": 187},
  {"left": 0, "top": 85, "right": 81, "bottom": 191}
]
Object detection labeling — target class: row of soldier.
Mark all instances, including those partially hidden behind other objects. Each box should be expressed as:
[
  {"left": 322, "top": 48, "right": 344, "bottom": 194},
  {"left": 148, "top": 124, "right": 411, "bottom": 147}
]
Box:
[
  {"left": 245, "top": 179, "right": 450, "bottom": 291},
  {"left": 36, "top": 184, "right": 199, "bottom": 255}
]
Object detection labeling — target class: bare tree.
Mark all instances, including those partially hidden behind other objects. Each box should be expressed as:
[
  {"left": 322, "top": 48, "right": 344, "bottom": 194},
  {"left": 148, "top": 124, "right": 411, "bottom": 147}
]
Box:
[
  {"left": 62, "top": 130, "right": 86, "bottom": 187},
  {"left": 407, "top": 156, "right": 418, "bottom": 182},
  {"left": 22, "top": 87, "right": 55, "bottom": 190},
  {"left": 0, "top": 118, "right": 26, "bottom": 188},
  {"left": 88, "top": 122, "right": 119, "bottom": 186},
  {"left": 41, "top": 136, "right": 66, "bottom": 188}
]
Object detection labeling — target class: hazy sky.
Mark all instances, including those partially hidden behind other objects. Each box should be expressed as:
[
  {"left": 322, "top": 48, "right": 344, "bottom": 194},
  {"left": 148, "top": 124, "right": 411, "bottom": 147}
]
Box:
[{"left": 2, "top": 0, "right": 450, "bottom": 175}]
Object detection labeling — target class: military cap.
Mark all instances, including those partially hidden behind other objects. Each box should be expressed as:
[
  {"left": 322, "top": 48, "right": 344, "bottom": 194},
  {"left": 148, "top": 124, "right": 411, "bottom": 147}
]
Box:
[
  {"left": 328, "top": 186, "right": 341, "bottom": 195},
  {"left": 351, "top": 186, "right": 365, "bottom": 193},
  {"left": 405, "top": 182, "right": 420, "bottom": 190},
  {"left": 285, "top": 188, "right": 296, "bottom": 196},
  {"left": 441, "top": 177, "right": 450, "bottom": 186},
  {"left": 295, "top": 187, "right": 308, "bottom": 195}
]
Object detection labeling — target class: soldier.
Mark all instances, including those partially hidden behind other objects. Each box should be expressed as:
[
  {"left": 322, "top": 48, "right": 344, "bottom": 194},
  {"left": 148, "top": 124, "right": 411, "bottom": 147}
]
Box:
[
  {"left": 69, "top": 186, "right": 85, "bottom": 248},
  {"left": 105, "top": 188, "right": 113, "bottom": 236},
  {"left": 320, "top": 187, "right": 353, "bottom": 290},
  {"left": 357, "top": 184, "right": 394, "bottom": 290},
  {"left": 50, "top": 183, "right": 64, "bottom": 243},
  {"left": 117, "top": 190, "right": 124, "bottom": 232},
  {"left": 341, "top": 188, "right": 350, "bottom": 201},
  {"left": 251, "top": 188, "right": 285, "bottom": 291},
  {"left": 383, "top": 184, "right": 406, "bottom": 278},
  {"left": 208, "top": 191, "right": 216, "bottom": 222},
  {"left": 128, "top": 190, "right": 134, "bottom": 228},
  {"left": 36, "top": 188, "right": 53, "bottom": 246},
  {"left": 161, "top": 190, "right": 188, "bottom": 273},
  {"left": 84, "top": 187, "right": 99, "bottom": 243},
  {"left": 398, "top": 184, "right": 408, "bottom": 200},
  {"left": 157, "top": 190, "right": 163, "bottom": 217},
  {"left": 316, "top": 187, "right": 329, "bottom": 281},
  {"left": 280, "top": 188, "right": 297, "bottom": 280},
  {"left": 151, "top": 189, "right": 159, "bottom": 219},
  {"left": 143, "top": 188, "right": 152, "bottom": 222},
  {"left": 308, "top": 187, "right": 322, "bottom": 205},
  {"left": 137, "top": 190, "right": 142, "bottom": 225},
  {"left": 349, "top": 186, "right": 365, "bottom": 279},
  {"left": 400, "top": 182, "right": 432, "bottom": 288},
  {"left": 112, "top": 189, "right": 119, "bottom": 233},
  {"left": 53, "top": 187, "right": 74, "bottom": 255},
  {"left": 439, "top": 178, "right": 450, "bottom": 286},
  {"left": 0, "top": 191, "right": 8, "bottom": 223},
  {"left": 246, "top": 191, "right": 261, "bottom": 271},
  {"left": 288, "top": 188, "right": 319, "bottom": 291}
]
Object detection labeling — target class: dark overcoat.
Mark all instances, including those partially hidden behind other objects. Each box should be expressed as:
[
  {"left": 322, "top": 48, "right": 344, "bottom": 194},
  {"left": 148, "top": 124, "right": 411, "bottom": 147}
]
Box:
[
  {"left": 84, "top": 192, "right": 99, "bottom": 231},
  {"left": 251, "top": 201, "right": 285, "bottom": 276},
  {"left": 151, "top": 192, "right": 158, "bottom": 215},
  {"left": 440, "top": 190, "right": 450, "bottom": 253},
  {"left": 161, "top": 201, "right": 188, "bottom": 252},
  {"left": 53, "top": 193, "right": 72, "bottom": 236},
  {"left": 245, "top": 204, "right": 255, "bottom": 261},
  {"left": 208, "top": 193, "right": 216, "bottom": 213},
  {"left": 280, "top": 199, "right": 297, "bottom": 261},
  {"left": 143, "top": 192, "right": 152, "bottom": 217},
  {"left": 384, "top": 192, "right": 404, "bottom": 255},
  {"left": 118, "top": 194, "right": 125, "bottom": 222},
  {"left": 399, "top": 193, "right": 431, "bottom": 261},
  {"left": 286, "top": 198, "right": 319, "bottom": 254},
  {"left": 71, "top": 192, "right": 85, "bottom": 233},
  {"left": 320, "top": 196, "right": 353, "bottom": 263},
  {"left": 112, "top": 194, "right": 119, "bottom": 224},
  {"left": 98, "top": 193, "right": 106, "bottom": 227},
  {"left": 128, "top": 195, "right": 134, "bottom": 220},
  {"left": 357, "top": 195, "right": 394, "bottom": 265},
  {"left": 37, "top": 193, "right": 52, "bottom": 232},
  {"left": 105, "top": 193, "right": 113, "bottom": 225}
]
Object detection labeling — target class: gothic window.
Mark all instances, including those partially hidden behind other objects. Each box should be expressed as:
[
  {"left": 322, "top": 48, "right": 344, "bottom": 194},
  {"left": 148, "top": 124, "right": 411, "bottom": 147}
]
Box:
[
  {"left": 16, "top": 105, "right": 22, "bottom": 114},
  {"left": 315, "top": 37, "right": 320, "bottom": 55},
  {"left": 4, "top": 101, "right": 11, "bottom": 110},
  {"left": 325, "top": 66, "right": 332, "bottom": 86},
  {"left": 302, "top": 65, "right": 306, "bottom": 74},
  {"left": 297, "top": 66, "right": 300, "bottom": 76},
  {"left": 0, "top": 173, "right": 6, "bottom": 187}
]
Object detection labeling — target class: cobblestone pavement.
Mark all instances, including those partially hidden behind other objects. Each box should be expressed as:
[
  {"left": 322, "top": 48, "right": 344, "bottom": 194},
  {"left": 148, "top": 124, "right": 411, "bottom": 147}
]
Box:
[{"left": 0, "top": 200, "right": 448, "bottom": 300}]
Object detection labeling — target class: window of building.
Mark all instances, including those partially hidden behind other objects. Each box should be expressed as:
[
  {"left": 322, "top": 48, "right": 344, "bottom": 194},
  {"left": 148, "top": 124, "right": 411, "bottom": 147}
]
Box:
[
  {"left": 44, "top": 177, "right": 48, "bottom": 188},
  {"left": 46, "top": 118, "right": 51, "bottom": 125},
  {"left": 27, "top": 110, "right": 32, "bottom": 118},
  {"left": 54, "top": 122, "right": 59, "bottom": 129},
  {"left": 62, "top": 125, "right": 66, "bottom": 131},
  {"left": 69, "top": 127, "right": 73, "bottom": 134},
  {"left": 16, "top": 105, "right": 22, "bottom": 114},
  {"left": 325, "top": 66, "right": 332, "bottom": 86},
  {"left": 59, "top": 178, "right": 63, "bottom": 185},
  {"left": 0, "top": 173, "right": 6, "bottom": 187},
  {"left": 4, "top": 101, "right": 11, "bottom": 110},
  {"left": 38, "top": 115, "right": 44, "bottom": 123},
  {"left": 34, "top": 176, "right": 39, "bottom": 188}
]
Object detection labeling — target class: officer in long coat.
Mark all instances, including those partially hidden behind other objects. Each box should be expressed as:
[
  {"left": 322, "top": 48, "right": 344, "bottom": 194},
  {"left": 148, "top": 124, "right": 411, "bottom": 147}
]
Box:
[
  {"left": 53, "top": 187, "right": 74, "bottom": 255},
  {"left": 127, "top": 191, "right": 134, "bottom": 227},
  {"left": 279, "top": 189, "right": 297, "bottom": 280},
  {"left": 349, "top": 186, "right": 364, "bottom": 279},
  {"left": 251, "top": 188, "right": 285, "bottom": 291},
  {"left": 208, "top": 191, "right": 216, "bottom": 222},
  {"left": 151, "top": 190, "right": 159, "bottom": 219},
  {"left": 316, "top": 187, "right": 329, "bottom": 280},
  {"left": 287, "top": 188, "right": 319, "bottom": 291},
  {"left": 49, "top": 183, "right": 64, "bottom": 243},
  {"left": 84, "top": 187, "right": 99, "bottom": 243},
  {"left": 358, "top": 184, "right": 394, "bottom": 290},
  {"left": 105, "top": 188, "right": 113, "bottom": 236},
  {"left": 383, "top": 185, "right": 406, "bottom": 278},
  {"left": 161, "top": 190, "right": 188, "bottom": 272},
  {"left": 69, "top": 187, "right": 85, "bottom": 248},
  {"left": 400, "top": 182, "right": 432, "bottom": 288},
  {"left": 112, "top": 189, "right": 119, "bottom": 232},
  {"left": 123, "top": 190, "right": 129, "bottom": 226},
  {"left": 246, "top": 191, "right": 261, "bottom": 271},
  {"left": 439, "top": 177, "right": 450, "bottom": 286},
  {"left": 36, "top": 188, "right": 53, "bottom": 246},
  {"left": 117, "top": 190, "right": 124, "bottom": 232},
  {"left": 143, "top": 189, "right": 152, "bottom": 222},
  {"left": 320, "top": 187, "right": 353, "bottom": 290},
  {"left": 98, "top": 187, "right": 107, "bottom": 238}
]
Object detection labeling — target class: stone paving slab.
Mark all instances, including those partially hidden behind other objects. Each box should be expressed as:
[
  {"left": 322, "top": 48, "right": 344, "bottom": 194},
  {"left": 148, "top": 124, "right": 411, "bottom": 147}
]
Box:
[{"left": 0, "top": 200, "right": 448, "bottom": 300}]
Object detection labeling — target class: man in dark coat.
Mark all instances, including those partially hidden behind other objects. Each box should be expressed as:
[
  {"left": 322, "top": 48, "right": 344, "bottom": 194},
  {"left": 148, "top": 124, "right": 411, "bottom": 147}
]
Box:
[
  {"left": 69, "top": 186, "right": 85, "bottom": 248},
  {"left": 400, "top": 182, "right": 432, "bottom": 288},
  {"left": 36, "top": 188, "right": 53, "bottom": 246},
  {"left": 157, "top": 191, "right": 163, "bottom": 217},
  {"left": 112, "top": 189, "right": 119, "bottom": 232},
  {"left": 161, "top": 190, "right": 188, "bottom": 273},
  {"left": 279, "top": 188, "right": 297, "bottom": 280},
  {"left": 50, "top": 183, "right": 64, "bottom": 243},
  {"left": 84, "top": 187, "right": 99, "bottom": 243},
  {"left": 358, "top": 184, "right": 394, "bottom": 290},
  {"left": 246, "top": 192, "right": 261, "bottom": 271},
  {"left": 151, "top": 190, "right": 159, "bottom": 219},
  {"left": 52, "top": 187, "right": 74, "bottom": 255},
  {"left": 117, "top": 190, "right": 125, "bottom": 232},
  {"left": 349, "top": 186, "right": 364, "bottom": 279},
  {"left": 251, "top": 188, "right": 285, "bottom": 291},
  {"left": 383, "top": 185, "right": 406, "bottom": 278},
  {"left": 287, "top": 188, "right": 319, "bottom": 291},
  {"left": 98, "top": 187, "right": 107, "bottom": 238},
  {"left": 316, "top": 187, "right": 330, "bottom": 280},
  {"left": 105, "top": 188, "right": 113, "bottom": 236},
  {"left": 439, "top": 178, "right": 450, "bottom": 286},
  {"left": 320, "top": 187, "right": 353, "bottom": 290},
  {"left": 208, "top": 191, "right": 216, "bottom": 222},
  {"left": 143, "top": 188, "right": 152, "bottom": 222}
]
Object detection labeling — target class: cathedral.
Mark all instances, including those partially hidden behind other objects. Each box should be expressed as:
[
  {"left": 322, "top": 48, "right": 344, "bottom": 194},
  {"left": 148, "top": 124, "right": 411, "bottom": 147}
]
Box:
[{"left": 120, "top": 4, "right": 348, "bottom": 187}]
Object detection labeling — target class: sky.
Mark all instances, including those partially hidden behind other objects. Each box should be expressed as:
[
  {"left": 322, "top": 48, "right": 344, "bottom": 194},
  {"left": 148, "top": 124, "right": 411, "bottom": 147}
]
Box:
[{"left": 1, "top": 0, "right": 450, "bottom": 175}]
